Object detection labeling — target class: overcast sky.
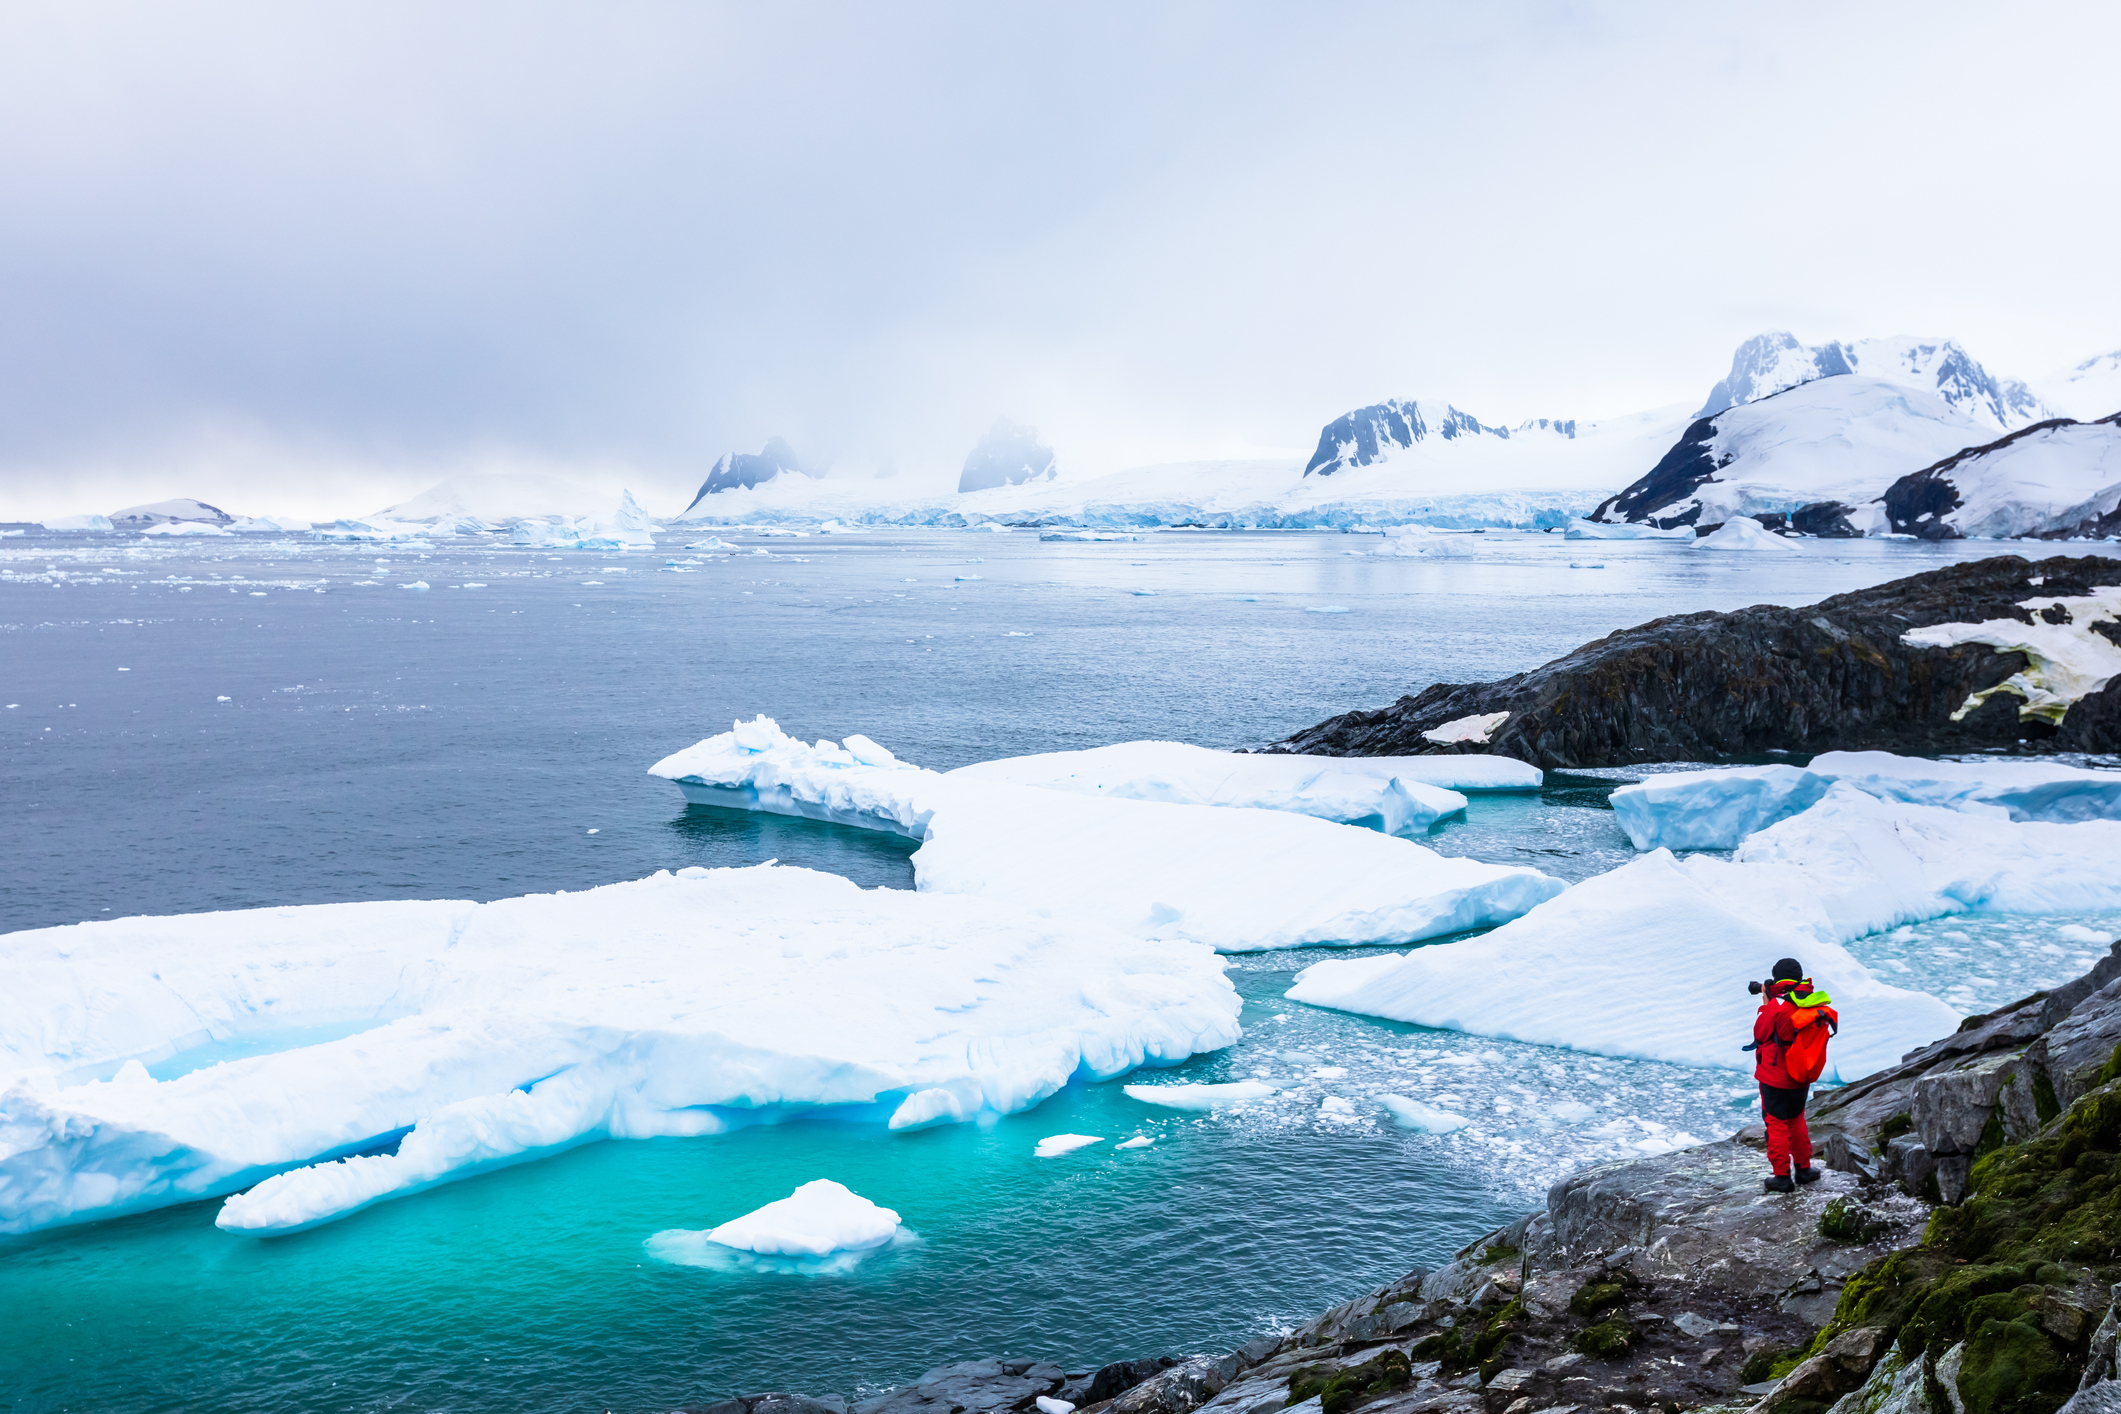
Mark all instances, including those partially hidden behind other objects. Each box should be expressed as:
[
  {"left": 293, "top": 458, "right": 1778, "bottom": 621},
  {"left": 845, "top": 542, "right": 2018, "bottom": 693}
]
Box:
[{"left": 2, "top": 0, "right": 2117, "bottom": 518}]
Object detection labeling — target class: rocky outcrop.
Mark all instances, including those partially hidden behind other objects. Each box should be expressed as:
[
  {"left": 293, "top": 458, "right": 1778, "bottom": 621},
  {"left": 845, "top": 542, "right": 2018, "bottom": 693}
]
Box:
[
  {"left": 1267, "top": 555, "right": 2121, "bottom": 768},
  {"left": 683, "top": 439, "right": 813, "bottom": 509}
]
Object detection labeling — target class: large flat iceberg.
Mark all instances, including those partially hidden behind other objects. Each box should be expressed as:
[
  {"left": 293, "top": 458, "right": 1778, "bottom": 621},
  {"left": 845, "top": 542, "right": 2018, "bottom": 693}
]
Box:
[
  {"left": 1285, "top": 847, "right": 1962, "bottom": 1080},
  {"left": 0, "top": 865, "right": 1240, "bottom": 1237},
  {"left": 1609, "top": 749, "right": 2121, "bottom": 851},
  {"left": 649, "top": 718, "right": 1564, "bottom": 951}
]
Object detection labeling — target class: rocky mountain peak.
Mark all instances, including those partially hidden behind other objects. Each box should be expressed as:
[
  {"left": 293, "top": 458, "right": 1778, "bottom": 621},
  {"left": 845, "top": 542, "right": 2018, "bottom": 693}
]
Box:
[
  {"left": 958, "top": 419, "right": 1056, "bottom": 494},
  {"left": 1303, "top": 400, "right": 1575, "bottom": 478},
  {"left": 682, "top": 438, "right": 811, "bottom": 512},
  {"left": 1698, "top": 332, "right": 2051, "bottom": 430}
]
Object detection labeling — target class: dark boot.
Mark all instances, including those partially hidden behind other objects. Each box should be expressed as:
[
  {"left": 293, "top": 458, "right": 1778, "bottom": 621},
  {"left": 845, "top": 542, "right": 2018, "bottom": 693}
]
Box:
[
  {"left": 1795, "top": 1166, "right": 1821, "bottom": 1185},
  {"left": 1763, "top": 1173, "right": 1795, "bottom": 1194}
]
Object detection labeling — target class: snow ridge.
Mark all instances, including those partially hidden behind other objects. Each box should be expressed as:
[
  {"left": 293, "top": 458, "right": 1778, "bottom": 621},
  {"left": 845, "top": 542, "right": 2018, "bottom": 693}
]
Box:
[
  {"left": 1698, "top": 332, "right": 2052, "bottom": 431},
  {"left": 1304, "top": 400, "right": 1577, "bottom": 478}
]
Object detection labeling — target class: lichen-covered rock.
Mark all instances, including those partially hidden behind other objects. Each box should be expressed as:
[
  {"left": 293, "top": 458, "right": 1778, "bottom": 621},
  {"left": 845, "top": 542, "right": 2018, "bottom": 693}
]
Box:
[
  {"left": 2041, "top": 984, "right": 2121, "bottom": 1110},
  {"left": 1267, "top": 554, "right": 2121, "bottom": 767}
]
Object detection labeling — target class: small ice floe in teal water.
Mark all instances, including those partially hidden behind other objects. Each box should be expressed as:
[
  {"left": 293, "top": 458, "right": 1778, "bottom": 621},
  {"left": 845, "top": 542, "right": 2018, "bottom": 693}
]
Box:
[
  {"left": 1115, "top": 1136, "right": 1155, "bottom": 1149},
  {"left": 1122, "top": 1080, "right": 1275, "bottom": 1111},
  {"left": 643, "top": 1179, "right": 912, "bottom": 1275},
  {"left": 1379, "top": 1094, "right": 1469, "bottom": 1134},
  {"left": 1034, "top": 1133, "right": 1103, "bottom": 1157},
  {"left": 1305, "top": 605, "right": 1349, "bottom": 614}
]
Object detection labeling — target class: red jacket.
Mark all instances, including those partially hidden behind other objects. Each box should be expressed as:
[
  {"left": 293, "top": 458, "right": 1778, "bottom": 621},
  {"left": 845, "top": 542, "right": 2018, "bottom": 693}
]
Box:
[{"left": 1753, "top": 980, "right": 1806, "bottom": 1088}]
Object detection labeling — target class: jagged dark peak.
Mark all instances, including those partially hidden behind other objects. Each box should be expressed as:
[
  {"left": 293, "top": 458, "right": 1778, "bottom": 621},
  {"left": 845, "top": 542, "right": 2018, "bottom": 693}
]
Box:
[
  {"left": 683, "top": 437, "right": 811, "bottom": 511},
  {"left": 1303, "top": 399, "right": 1566, "bottom": 478},
  {"left": 958, "top": 419, "right": 1056, "bottom": 494}
]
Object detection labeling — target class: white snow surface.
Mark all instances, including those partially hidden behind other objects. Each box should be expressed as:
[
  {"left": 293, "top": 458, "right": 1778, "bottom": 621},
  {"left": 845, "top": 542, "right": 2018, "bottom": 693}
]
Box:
[
  {"left": 701, "top": 1179, "right": 904, "bottom": 1256},
  {"left": 1694, "top": 517, "right": 1802, "bottom": 552},
  {"left": 141, "top": 521, "right": 233, "bottom": 537},
  {"left": 1903, "top": 584, "right": 2121, "bottom": 726},
  {"left": 1698, "top": 333, "right": 2052, "bottom": 431},
  {"left": 372, "top": 473, "right": 626, "bottom": 526},
  {"left": 0, "top": 865, "right": 1239, "bottom": 1237},
  {"left": 1563, "top": 519, "right": 1693, "bottom": 540},
  {"left": 650, "top": 718, "right": 1565, "bottom": 951},
  {"left": 1286, "top": 845, "right": 1962, "bottom": 1080},
  {"left": 2033, "top": 350, "right": 2121, "bottom": 423},
  {"left": 1422, "top": 712, "right": 1510, "bottom": 745},
  {"left": 1609, "top": 750, "right": 2121, "bottom": 850},
  {"left": 1901, "top": 416, "right": 2121, "bottom": 540},
  {"left": 1121, "top": 1080, "right": 1277, "bottom": 1110},
  {"left": 946, "top": 741, "right": 1482, "bottom": 835}
]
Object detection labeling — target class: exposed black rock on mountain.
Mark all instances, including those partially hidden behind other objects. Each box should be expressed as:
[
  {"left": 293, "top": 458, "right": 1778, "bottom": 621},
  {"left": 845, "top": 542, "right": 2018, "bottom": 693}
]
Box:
[
  {"left": 958, "top": 419, "right": 1056, "bottom": 494},
  {"left": 1303, "top": 399, "right": 1575, "bottom": 478},
  {"left": 1269, "top": 554, "right": 2121, "bottom": 768},
  {"left": 681, "top": 438, "right": 810, "bottom": 512},
  {"left": 1880, "top": 413, "right": 2121, "bottom": 541}
]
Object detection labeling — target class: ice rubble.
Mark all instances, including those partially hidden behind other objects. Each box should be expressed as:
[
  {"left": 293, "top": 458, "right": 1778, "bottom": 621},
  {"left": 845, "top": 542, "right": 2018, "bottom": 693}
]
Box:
[
  {"left": 1286, "top": 847, "right": 1962, "bottom": 1080},
  {"left": 648, "top": 718, "right": 1565, "bottom": 951},
  {"left": 0, "top": 865, "right": 1240, "bottom": 1237},
  {"left": 946, "top": 740, "right": 1544, "bottom": 835},
  {"left": 1609, "top": 749, "right": 2121, "bottom": 850}
]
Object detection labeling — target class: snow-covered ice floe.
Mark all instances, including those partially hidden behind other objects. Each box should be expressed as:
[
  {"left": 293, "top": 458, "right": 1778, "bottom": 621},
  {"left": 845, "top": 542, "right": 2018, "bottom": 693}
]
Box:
[
  {"left": 0, "top": 865, "right": 1239, "bottom": 1237},
  {"left": 1609, "top": 749, "right": 2121, "bottom": 851},
  {"left": 1285, "top": 846, "right": 1962, "bottom": 1080},
  {"left": 947, "top": 740, "right": 1541, "bottom": 834},
  {"left": 1562, "top": 519, "right": 1693, "bottom": 541},
  {"left": 1034, "top": 1134, "right": 1104, "bottom": 1157},
  {"left": 1379, "top": 1095, "right": 1470, "bottom": 1133},
  {"left": 1692, "top": 517, "right": 1802, "bottom": 553},
  {"left": 1121, "top": 1080, "right": 1276, "bottom": 1110},
  {"left": 648, "top": 718, "right": 1565, "bottom": 951},
  {"left": 643, "top": 1178, "right": 912, "bottom": 1274}
]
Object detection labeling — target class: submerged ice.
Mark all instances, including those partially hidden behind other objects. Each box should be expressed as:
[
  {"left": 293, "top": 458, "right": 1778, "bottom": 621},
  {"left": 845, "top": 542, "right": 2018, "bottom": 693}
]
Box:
[{"left": 0, "top": 865, "right": 1240, "bottom": 1237}]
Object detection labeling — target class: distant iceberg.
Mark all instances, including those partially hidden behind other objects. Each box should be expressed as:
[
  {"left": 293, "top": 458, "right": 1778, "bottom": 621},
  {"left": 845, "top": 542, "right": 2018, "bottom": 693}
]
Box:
[
  {"left": 0, "top": 865, "right": 1239, "bottom": 1237},
  {"left": 38, "top": 513, "right": 113, "bottom": 532},
  {"left": 648, "top": 718, "right": 1564, "bottom": 951}
]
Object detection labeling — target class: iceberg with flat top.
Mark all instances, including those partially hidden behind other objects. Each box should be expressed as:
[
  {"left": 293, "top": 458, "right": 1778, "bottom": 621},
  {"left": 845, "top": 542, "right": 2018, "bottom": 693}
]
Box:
[
  {"left": 951, "top": 741, "right": 1469, "bottom": 835},
  {"left": 648, "top": 718, "right": 1565, "bottom": 951},
  {"left": 1609, "top": 749, "right": 2121, "bottom": 851},
  {"left": 699, "top": 1178, "right": 903, "bottom": 1256},
  {"left": 0, "top": 865, "right": 1239, "bottom": 1237},
  {"left": 1285, "top": 846, "right": 1962, "bottom": 1080}
]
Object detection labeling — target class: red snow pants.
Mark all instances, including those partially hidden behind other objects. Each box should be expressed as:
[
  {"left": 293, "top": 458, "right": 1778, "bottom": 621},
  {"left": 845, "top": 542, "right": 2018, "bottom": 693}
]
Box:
[{"left": 1761, "top": 1083, "right": 1811, "bottom": 1175}]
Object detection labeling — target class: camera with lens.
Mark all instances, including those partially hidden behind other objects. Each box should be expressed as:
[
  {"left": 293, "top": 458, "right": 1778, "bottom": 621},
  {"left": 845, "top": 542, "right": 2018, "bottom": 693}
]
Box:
[{"left": 1748, "top": 980, "right": 1766, "bottom": 995}]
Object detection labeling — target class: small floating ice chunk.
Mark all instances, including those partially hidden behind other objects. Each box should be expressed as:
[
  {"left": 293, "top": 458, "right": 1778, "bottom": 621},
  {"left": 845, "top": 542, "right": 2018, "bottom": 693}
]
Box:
[
  {"left": 1306, "top": 606, "right": 1350, "bottom": 614},
  {"left": 2059, "top": 924, "right": 2116, "bottom": 945},
  {"left": 1114, "top": 1136, "right": 1155, "bottom": 1149},
  {"left": 1421, "top": 711, "right": 1508, "bottom": 745},
  {"left": 1034, "top": 1133, "right": 1104, "bottom": 1157},
  {"left": 955, "top": 573, "right": 983, "bottom": 581},
  {"left": 1132, "top": 589, "right": 1157, "bottom": 596},
  {"left": 1379, "top": 1095, "right": 1470, "bottom": 1133},
  {"left": 399, "top": 581, "right": 429, "bottom": 591},
  {"left": 703, "top": 1178, "right": 903, "bottom": 1256},
  {"left": 1122, "top": 1080, "right": 1275, "bottom": 1110}
]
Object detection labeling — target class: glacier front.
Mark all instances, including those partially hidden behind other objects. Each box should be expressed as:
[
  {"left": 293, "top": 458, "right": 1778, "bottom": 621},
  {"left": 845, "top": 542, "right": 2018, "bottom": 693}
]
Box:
[{"left": 0, "top": 865, "right": 1240, "bottom": 1237}]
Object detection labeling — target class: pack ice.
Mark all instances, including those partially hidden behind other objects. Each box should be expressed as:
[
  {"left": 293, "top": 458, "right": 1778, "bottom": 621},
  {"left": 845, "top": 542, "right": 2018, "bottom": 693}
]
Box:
[
  {"left": 0, "top": 866, "right": 1239, "bottom": 1237},
  {"left": 648, "top": 718, "right": 1564, "bottom": 950},
  {"left": 1285, "top": 847, "right": 1962, "bottom": 1080},
  {"left": 1609, "top": 749, "right": 2121, "bottom": 850}
]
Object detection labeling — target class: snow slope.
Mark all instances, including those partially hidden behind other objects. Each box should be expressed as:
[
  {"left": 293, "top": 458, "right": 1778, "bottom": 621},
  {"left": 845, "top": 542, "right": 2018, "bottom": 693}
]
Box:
[
  {"left": 1609, "top": 750, "right": 2121, "bottom": 850},
  {"left": 2034, "top": 351, "right": 2121, "bottom": 423},
  {"left": 1880, "top": 414, "right": 2121, "bottom": 540},
  {"left": 1697, "top": 332, "right": 2051, "bottom": 431},
  {"left": 109, "top": 497, "right": 235, "bottom": 527},
  {"left": 947, "top": 741, "right": 1541, "bottom": 835},
  {"left": 1592, "top": 377, "right": 1992, "bottom": 528},
  {"left": 0, "top": 865, "right": 1239, "bottom": 1236},
  {"left": 648, "top": 718, "right": 1564, "bottom": 951},
  {"left": 372, "top": 474, "right": 621, "bottom": 526},
  {"left": 1285, "top": 846, "right": 1959, "bottom": 1080}
]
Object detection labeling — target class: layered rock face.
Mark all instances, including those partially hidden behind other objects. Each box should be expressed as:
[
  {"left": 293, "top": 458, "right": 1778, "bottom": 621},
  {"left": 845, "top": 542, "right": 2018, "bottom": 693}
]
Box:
[{"left": 1269, "top": 555, "right": 2121, "bottom": 769}]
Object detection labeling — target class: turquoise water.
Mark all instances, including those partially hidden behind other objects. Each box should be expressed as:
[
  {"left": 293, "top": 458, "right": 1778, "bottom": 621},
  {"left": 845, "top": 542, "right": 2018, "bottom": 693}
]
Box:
[{"left": 4, "top": 529, "right": 2118, "bottom": 1413}]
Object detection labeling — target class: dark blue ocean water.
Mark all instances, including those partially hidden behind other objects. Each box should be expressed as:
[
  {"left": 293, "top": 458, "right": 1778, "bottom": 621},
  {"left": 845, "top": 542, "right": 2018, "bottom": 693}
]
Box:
[{"left": 2, "top": 527, "right": 2115, "bottom": 1414}]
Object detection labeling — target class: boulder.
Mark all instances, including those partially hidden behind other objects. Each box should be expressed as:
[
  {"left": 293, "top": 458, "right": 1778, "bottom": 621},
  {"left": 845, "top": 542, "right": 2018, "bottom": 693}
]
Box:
[
  {"left": 2040, "top": 980, "right": 2121, "bottom": 1108},
  {"left": 1761, "top": 1327, "right": 1892, "bottom": 1412},
  {"left": 855, "top": 1359, "right": 1068, "bottom": 1414},
  {"left": 1106, "top": 1356, "right": 1241, "bottom": 1414}
]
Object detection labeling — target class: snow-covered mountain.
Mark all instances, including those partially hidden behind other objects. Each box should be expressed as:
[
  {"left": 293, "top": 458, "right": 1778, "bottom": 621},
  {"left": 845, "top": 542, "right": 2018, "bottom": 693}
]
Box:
[
  {"left": 679, "top": 438, "right": 812, "bottom": 513},
  {"left": 958, "top": 419, "right": 1056, "bottom": 493},
  {"left": 1591, "top": 376, "right": 1992, "bottom": 529},
  {"left": 1304, "top": 399, "right": 1577, "bottom": 477},
  {"left": 2033, "top": 351, "right": 2121, "bottom": 423},
  {"left": 108, "top": 497, "right": 234, "bottom": 528},
  {"left": 1881, "top": 412, "right": 2121, "bottom": 540},
  {"left": 374, "top": 474, "right": 616, "bottom": 525},
  {"left": 1697, "top": 332, "right": 2051, "bottom": 431}
]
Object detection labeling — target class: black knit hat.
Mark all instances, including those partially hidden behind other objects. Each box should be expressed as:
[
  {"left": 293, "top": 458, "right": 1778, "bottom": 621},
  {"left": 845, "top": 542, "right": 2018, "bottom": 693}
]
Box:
[{"left": 1772, "top": 957, "right": 1804, "bottom": 982}]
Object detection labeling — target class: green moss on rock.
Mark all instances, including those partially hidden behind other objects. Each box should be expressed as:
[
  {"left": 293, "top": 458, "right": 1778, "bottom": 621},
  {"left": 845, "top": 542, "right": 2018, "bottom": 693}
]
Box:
[
  {"left": 1573, "top": 1321, "right": 1634, "bottom": 1358},
  {"left": 1286, "top": 1349, "right": 1413, "bottom": 1414}
]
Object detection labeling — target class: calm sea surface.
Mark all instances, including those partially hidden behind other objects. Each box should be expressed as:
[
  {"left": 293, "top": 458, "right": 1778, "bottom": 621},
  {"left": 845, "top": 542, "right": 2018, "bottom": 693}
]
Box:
[{"left": 3, "top": 527, "right": 2117, "bottom": 1413}]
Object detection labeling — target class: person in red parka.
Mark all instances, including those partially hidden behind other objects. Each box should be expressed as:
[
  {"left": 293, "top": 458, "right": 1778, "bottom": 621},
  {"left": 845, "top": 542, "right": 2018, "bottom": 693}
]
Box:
[{"left": 1753, "top": 956, "right": 1822, "bottom": 1193}]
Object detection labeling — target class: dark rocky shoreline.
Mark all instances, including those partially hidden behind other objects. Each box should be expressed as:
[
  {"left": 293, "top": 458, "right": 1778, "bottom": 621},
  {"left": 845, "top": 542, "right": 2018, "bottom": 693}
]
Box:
[
  {"left": 663, "top": 942, "right": 2121, "bottom": 1414},
  {"left": 1265, "top": 554, "right": 2121, "bottom": 768}
]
